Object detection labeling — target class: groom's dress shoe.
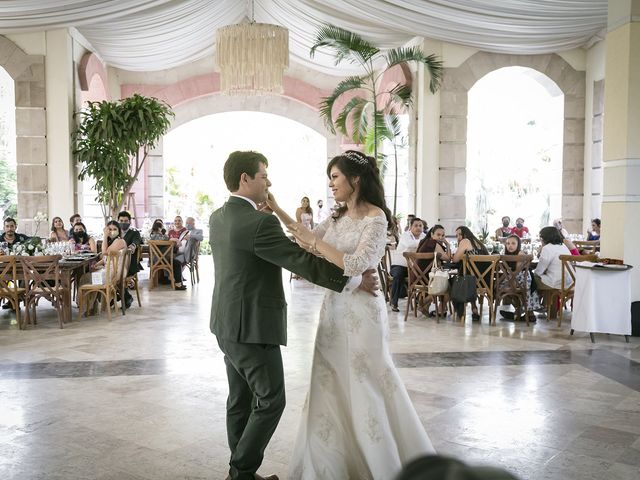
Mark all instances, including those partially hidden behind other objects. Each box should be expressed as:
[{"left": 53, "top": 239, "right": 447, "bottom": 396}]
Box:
[{"left": 255, "top": 475, "right": 279, "bottom": 480}]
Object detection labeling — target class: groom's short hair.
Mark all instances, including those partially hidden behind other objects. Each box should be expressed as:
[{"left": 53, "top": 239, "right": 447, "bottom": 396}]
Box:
[{"left": 224, "top": 151, "right": 269, "bottom": 191}]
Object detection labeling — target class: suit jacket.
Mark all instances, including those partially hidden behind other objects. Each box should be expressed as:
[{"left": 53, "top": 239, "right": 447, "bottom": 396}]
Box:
[
  {"left": 210, "top": 196, "right": 348, "bottom": 346},
  {"left": 122, "top": 228, "right": 143, "bottom": 274}
]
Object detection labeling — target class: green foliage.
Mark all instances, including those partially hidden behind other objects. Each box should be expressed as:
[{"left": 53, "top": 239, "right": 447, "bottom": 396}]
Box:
[
  {"left": 311, "top": 24, "right": 442, "bottom": 164},
  {"left": 0, "top": 155, "right": 17, "bottom": 219},
  {"left": 73, "top": 94, "right": 174, "bottom": 220},
  {"left": 199, "top": 239, "right": 212, "bottom": 255}
]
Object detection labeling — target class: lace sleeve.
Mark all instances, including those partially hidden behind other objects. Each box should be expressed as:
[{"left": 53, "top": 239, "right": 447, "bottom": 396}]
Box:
[
  {"left": 343, "top": 216, "right": 388, "bottom": 276},
  {"left": 312, "top": 216, "right": 333, "bottom": 241}
]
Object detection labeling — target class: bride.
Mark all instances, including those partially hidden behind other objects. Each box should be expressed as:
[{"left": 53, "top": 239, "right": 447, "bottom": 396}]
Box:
[{"left": 267, "top": 150, "right": 434, "bottom": 479}]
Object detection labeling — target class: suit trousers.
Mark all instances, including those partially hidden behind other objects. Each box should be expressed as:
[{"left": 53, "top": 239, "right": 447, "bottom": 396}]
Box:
[
  {"left": 216, "top": 337, "right": 286, "bottom": 480},
  {"left": 390, "top": 265, "right": 408, "bottom": 307}
]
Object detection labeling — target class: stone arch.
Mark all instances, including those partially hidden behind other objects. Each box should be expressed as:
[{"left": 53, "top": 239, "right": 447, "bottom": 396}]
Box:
[
  {"left": 78, "top": 52, "right": 110, "bottom": 102},
  {"left": 0, "top": 35, "right": 47, "bottom": 235},
  {"left": 438, "top": 52, "right": 585, "bottom": 234},
  {"left": 130, "top": 91, "right": 342, "bottom": 219}
]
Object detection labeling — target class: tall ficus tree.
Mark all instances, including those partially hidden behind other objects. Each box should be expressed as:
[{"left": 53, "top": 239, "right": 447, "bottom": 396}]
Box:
[
  {"left": 310, "top": 24, "right": 442, "bottom": 214},
  {"left": 73, "top": 94, "right": 174, "bottom": 220}
]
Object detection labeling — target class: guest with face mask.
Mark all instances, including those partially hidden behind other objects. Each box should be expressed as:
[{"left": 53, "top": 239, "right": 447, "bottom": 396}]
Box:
[
  {"left": 510, "top": 217, "right": 529, "bottom": 238},
  {"left": 71, "top": 221, "right": 97, "bottom": 253},
  {"left": 495, "top": 216, "right": 511, "bottom": 239}
]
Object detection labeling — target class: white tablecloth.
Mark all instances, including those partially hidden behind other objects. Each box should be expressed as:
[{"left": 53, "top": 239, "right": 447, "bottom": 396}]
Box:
[{"left": 571, "top": 266, "right": 631, "bottom": 335}]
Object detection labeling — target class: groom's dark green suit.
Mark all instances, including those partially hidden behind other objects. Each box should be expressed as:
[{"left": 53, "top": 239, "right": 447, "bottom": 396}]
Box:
[{"left": 210, "top": 196, "right": 348, "bottom": 480}]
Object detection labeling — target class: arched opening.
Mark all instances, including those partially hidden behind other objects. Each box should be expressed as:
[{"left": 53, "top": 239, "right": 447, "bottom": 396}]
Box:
[
  {"left": 162, "top": 111, "right": 328, "bottom": 230},
  {"left": 0, "top": 66, "right": 17, "bottom": 220},
  {"left": 466, "top": 66, "right": 564, "bottom": 237}
]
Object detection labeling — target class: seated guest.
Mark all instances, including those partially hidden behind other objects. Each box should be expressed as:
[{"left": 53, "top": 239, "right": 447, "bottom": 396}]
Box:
[
  {"left": 100, "top": 221, "right": 127, "bottom": 256},
  {"left": 148, "top": 219, "right": 187, "bottom": 290},
  {"left": 510, "top": 217, "right": 529, "bottom": 238},
  {"left": 553, "top": 218, "right": 569, "bottom": 237},
  {"left": 150, "top": 218, "right": 166, "bottom": 237},
  {"left": 168, "top": 215, "right": 188, "bottom": 247},
  {"left": 389, "top": 217, "right": 426, "bottom": 312},
  {"left": 452, "top": 226, "right": 489, "bottom": 320},
  {"left": 117, "top": 211, "right": 142, "bottom": 308},
  {"left": 0, "top": 217, "right": 29, "bottom": 249},
  {"left": 49, "top": 216, "right": 69, "bottom": 242},
  {"left": 404, "top": 214, "right": 416, "bottom": 231},
  {"left": 588, "top": 218, "right": 601, "bottom": 240},
  {"left": 559, "top": 232, "right": 580, "bottom": 256},
  {"left": 495, "top": 216, "right": 512, "bottom": 239},
  {"left": 534, "top": 226, "right": 571, "bottom": 290},
  {"left": 499, "top": 234, "right": 540, "bottom": 320},
  {"left": 68, "top": 213, "right": 82, "bottom": 237},
  {"left": 176, "top": 216, "right": 204, "bottom": 265},
  {"left": 416, "top": 224, "right": 450, "bottom": 316},
  {"left": 71, "top": 222, "right": 97, "bottom": 253}
]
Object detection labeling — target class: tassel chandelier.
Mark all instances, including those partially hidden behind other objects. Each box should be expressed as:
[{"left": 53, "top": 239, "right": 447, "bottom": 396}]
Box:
[{"left": 216, "top": 0, "right": 289, "bottom": 95}]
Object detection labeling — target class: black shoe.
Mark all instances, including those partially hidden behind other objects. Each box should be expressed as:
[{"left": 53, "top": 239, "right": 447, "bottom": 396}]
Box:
[
  {"left": 391, "top": 305, "right": 400, "bottom": 312},
  {"left": 500, "top": 309, "right": 515, "bottom": 320},
  {"left": 124, "top": 292, "right": 133, "bottom": 309},
  {"left": 174, "top": 284, "right": 187, "bottom": 291}
]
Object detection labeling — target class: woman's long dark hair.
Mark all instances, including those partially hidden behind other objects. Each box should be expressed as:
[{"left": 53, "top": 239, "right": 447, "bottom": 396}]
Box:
[
  {"left": 539, "top": 226, "right": 563, "bottom": 245},
  {"left": 151, "top": 219, "right": 166, "bottom": 235},
  {"left": 456, "top": 226, "right": 489, "bottom": 254},
  {"left": 105, "top": 220, "right": 122, "bottom": 246},
  {"left": 72, "top": 221, "right": 89, "bottom": 244},
  {"left": 50, "top": 216, "right": 64, "bottom": 232},
  {"left": 327, "top": 150, "right": 393, "bottom": 228}
]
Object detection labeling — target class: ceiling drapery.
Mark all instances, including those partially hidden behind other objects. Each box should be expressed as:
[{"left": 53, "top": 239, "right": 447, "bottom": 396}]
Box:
[{"left": 0, "top": 0, "right": 607, "bottom": 73}]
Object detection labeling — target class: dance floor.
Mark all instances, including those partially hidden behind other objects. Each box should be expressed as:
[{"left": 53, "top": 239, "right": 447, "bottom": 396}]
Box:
[{"left": 1, "top": 260, "right": 639, "bottom": 480}]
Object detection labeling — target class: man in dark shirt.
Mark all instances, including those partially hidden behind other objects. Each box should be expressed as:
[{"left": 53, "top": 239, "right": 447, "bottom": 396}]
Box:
[
  {"left": 0, "top": 217, "right": 29, "bottom": 249},
  {"left": 117, "top": 211, "right": 142, "bottom": 308}
]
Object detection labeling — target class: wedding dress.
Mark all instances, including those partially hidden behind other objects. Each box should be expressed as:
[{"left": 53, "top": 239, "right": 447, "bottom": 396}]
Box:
[{"left": 289, "top": 214, "right": 435, "bottom": 479}]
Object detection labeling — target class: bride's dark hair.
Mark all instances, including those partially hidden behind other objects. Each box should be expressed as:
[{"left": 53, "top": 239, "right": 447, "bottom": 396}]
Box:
[{"left": 326, "top": 150, "right": 393, "bottom": 228}]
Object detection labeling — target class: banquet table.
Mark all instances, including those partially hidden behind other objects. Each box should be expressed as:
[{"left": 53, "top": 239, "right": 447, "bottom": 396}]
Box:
[{"left": 571, "top": 263, "right": 633, "bottom": 342}]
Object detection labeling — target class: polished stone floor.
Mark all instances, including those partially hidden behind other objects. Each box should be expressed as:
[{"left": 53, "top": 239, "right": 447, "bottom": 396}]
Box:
[{"left": 1, "top": 260, "right": 639, "bottom": 480}]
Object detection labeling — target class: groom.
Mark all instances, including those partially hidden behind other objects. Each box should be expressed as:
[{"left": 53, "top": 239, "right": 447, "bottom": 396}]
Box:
[{"left": 210, "top": 151, "right": 377, "bottom": 480}]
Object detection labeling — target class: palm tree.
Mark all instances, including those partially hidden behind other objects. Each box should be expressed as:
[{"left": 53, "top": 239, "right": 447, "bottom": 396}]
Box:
[{"left": 310, "top": 24, "right": 442, "bottom": 214}]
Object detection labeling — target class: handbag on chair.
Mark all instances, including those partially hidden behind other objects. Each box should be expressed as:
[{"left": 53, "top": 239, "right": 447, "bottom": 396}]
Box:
[{"left": 428, "top": 255, "right": 449, "bottom": 296}]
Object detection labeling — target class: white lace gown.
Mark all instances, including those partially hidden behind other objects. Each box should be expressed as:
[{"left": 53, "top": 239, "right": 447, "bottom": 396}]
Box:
[{"left": 289, "top": 215, "right": 435, "bottom": 479}]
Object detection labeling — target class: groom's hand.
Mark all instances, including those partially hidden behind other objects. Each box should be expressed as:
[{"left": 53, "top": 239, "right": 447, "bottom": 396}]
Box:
[{"left": 358, "top": 269, "right": 379, "bottom": 296}]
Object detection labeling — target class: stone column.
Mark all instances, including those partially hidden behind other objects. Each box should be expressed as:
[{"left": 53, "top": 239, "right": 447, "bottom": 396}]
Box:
[
  {"left": 414, "top": 39, "right": 442, "bottom": 226},
  {"left": 45, "top": 29, "right": 75, "bottom": 223},
  {"left": 601, "top": 0, "right": 640, "bottom": 300}
]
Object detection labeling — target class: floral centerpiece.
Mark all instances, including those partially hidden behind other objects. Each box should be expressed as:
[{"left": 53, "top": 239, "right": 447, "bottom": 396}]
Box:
[{"left": 8, "top": 236, "right": 46, "bottom": 256}]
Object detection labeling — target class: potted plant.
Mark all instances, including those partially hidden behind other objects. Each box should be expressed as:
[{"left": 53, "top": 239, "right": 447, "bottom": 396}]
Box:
[
  {"left": 310, "top": 24, "right": 442, "bottom": 215},
  {"left": 72, "top": 94, "right": 174, "bottom": 220}
]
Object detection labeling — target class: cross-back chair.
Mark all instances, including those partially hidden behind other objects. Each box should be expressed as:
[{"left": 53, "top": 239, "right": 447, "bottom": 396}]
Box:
[
  {"left": 494, "top": 254, "right": 533, "bottom": 326},
  {"left": 18, "top": 255, "right": 66, "bottom": 328},
  {"left": 77, "top": 249, "right": 126, "bottom": 321},
  {"left": 148, "top": 240, "right": 175, "bottom": 289},
  {"left": 0, "top": 255, "right": 26, "bottom": 329},
  {"left": 378, "top": 245, "right": 393, "bottom": 303},
  {"left": 463, "top": 255, "right": 499, "bottom": 325},
  {"left": 403, "top": 252, "right": 438, "bottom": 322},
  {"left": 186, "top": 239, "right": 201, "bottom": 286}
]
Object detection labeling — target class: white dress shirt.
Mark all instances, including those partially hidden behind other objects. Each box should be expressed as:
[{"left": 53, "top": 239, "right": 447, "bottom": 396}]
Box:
[{"left": 391, "top": 231, "right": 426, "bottom": 267}]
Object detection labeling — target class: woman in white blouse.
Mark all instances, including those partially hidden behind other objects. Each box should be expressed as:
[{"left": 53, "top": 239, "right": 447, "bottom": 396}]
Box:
[
  {"left": 389, "top": 217, "right": 426, "bottom": 311},
  {"left": 534, "top": 226, "right": 571, "bottom": 290}
]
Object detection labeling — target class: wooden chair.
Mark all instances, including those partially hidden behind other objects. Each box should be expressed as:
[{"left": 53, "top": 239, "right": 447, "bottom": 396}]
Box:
[
  {"left": 0, "top": 255, "right": 26, "bottom": 329},
  {"left": 148, "top": 240, "right": 175, "bottom": 289},
  {"left": 378, "top": 245, "right": 393, "bottom": 303},
  {"left": 403, "top": 252, "right": 437, "bottom": 322},
  {"left": 463, "top": 255, "right": 499, "bottom": 325},
  {"left": 18, "top": 255, "right": 67, "bottom": 328},
  {"left": 125, "top": 247, "right": 142, "bottom": 307},
  {"left": 77, "top": 249, "right": 126, "bottom": 321},
  {"left": 573, "top": 240, "right": 599, "bottom": 255},
  {"left": 494, "top": 254, "right": 533, "bottom": 326},
  {"left": 542, "top": 254, "right": 598, "bottom": 327},
  {"left": 185, "top": 239, "right": 201, "bottom": 286}
]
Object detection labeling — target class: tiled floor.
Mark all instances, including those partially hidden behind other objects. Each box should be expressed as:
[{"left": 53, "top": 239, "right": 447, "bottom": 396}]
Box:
[{"left": 1, "top": 260, "right": 639, "bottom": 479}]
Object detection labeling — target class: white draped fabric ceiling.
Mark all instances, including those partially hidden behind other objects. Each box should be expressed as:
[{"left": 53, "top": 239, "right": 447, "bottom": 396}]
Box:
[{"left": 0, "top": 0, "right": 607, "bottom": 73}]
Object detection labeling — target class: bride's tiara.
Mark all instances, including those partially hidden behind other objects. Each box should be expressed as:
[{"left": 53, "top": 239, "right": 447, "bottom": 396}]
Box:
[{"left": 344, "top": 151, "right": 369, "bottom": 166}]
